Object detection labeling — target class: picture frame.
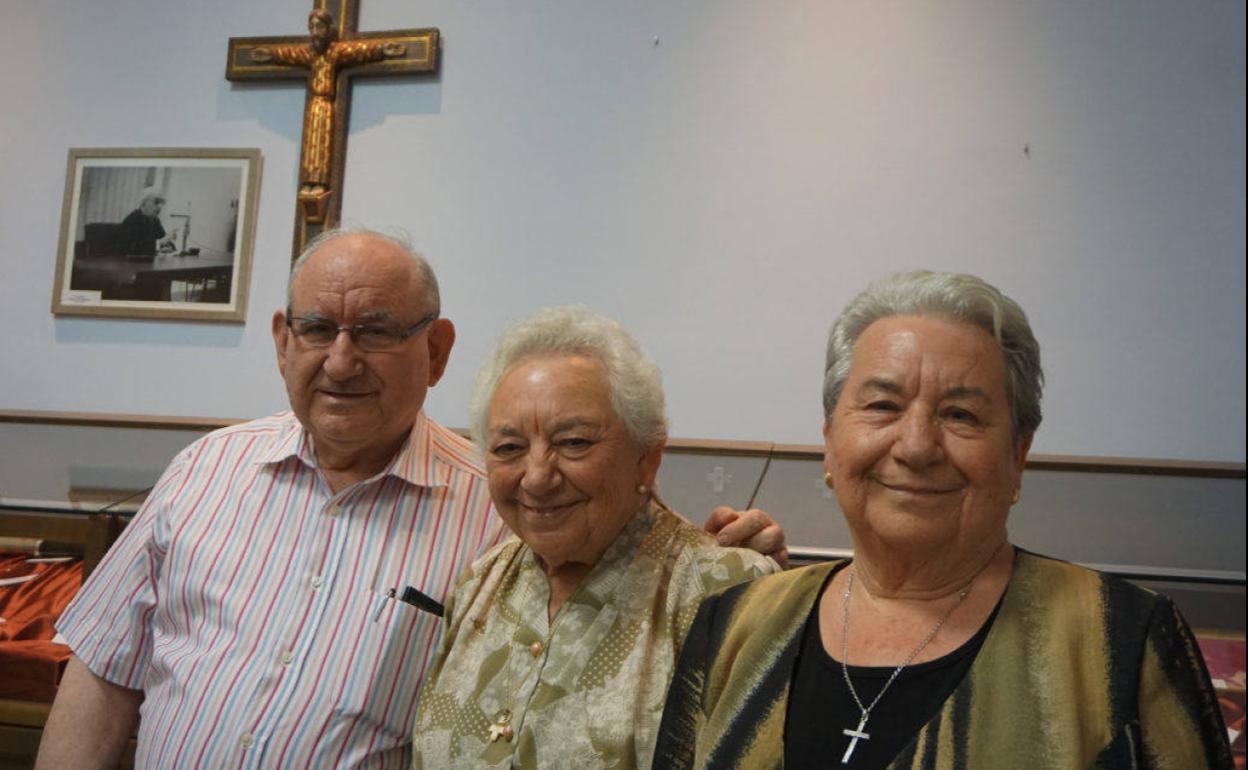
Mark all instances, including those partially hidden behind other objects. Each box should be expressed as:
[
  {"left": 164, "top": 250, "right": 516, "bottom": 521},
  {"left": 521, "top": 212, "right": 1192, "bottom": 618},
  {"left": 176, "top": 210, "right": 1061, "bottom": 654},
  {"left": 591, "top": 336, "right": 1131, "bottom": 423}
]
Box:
[{"left": 50, "top": 148, "right": 263, "bottom": 322}]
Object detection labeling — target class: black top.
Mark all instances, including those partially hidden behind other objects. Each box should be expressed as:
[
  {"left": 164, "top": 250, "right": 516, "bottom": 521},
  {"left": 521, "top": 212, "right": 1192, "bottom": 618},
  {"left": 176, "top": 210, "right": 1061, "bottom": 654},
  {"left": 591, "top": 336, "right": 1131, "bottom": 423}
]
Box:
[
  {"left": 784, "top": 564, "right": 1001, "bottom": 769},
  {"left": 119, "top": 209, "right": 166, "bottom": 255}
]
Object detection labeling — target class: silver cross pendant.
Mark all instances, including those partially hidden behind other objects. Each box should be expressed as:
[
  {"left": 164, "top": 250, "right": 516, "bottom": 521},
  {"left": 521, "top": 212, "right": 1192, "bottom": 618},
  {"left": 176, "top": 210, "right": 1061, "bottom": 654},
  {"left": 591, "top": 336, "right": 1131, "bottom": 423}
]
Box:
[{"left": 841, "top": 715, "right": 870, "bottom": 764}]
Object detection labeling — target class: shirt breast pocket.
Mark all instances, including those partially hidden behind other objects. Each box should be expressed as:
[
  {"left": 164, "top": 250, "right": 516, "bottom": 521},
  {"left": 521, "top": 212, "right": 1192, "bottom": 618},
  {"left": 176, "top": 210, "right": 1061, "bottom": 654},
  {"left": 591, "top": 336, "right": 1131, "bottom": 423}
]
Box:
[{"left": 340, "top": 586, "right": 444, "bottom": 735}]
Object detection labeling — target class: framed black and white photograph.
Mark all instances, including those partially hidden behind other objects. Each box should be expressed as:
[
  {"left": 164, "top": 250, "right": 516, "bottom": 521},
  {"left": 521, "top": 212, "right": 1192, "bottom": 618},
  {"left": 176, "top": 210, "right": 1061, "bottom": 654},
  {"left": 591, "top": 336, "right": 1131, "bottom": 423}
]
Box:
[{"left": 50, "top": 148, "right": 262, "bottom": 322}]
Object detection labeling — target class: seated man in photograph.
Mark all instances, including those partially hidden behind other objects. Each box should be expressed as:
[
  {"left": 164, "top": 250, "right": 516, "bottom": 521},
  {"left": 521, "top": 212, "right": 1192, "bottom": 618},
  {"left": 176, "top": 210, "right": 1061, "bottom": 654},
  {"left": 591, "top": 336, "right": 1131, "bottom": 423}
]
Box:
[
  {"left": 118, "top": 189, "right": 177, "bottom": 256},
  {"left": 35, "top": 227, "right": 785, "bottom": 770}
]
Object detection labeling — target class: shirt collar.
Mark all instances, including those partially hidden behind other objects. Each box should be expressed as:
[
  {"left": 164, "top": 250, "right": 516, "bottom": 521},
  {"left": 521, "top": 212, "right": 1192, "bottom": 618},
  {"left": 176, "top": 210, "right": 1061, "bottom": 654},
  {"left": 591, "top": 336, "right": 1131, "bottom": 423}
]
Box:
[
  {"left": 388, "top": 411, "right": 448, "bottom": 488},
  {"left": 255, "top": 411, "right": 448, "bottom": 489}
]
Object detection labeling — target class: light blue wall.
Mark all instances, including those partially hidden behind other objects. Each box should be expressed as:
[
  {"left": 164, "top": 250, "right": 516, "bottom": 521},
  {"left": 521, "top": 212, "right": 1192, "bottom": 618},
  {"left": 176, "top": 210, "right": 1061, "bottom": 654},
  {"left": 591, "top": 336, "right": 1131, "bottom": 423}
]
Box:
[{"left": 2, "top": 0, "right": 1244, "bottom": 461}]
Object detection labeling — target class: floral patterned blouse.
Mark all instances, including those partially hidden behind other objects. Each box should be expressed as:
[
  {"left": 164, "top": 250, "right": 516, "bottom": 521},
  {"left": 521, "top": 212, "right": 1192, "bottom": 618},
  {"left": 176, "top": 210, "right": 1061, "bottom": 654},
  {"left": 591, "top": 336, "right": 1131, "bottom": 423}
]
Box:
[{"left": 412, "top": 500, "right": 778, "bottom": 769}]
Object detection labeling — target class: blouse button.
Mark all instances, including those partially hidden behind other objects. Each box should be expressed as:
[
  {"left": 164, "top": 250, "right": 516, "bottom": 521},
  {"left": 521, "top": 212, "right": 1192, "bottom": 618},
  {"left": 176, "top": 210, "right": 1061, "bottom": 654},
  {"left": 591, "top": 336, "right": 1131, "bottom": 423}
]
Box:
[{"left": 530, "top": 641, "right": 543, "bottom": 657}]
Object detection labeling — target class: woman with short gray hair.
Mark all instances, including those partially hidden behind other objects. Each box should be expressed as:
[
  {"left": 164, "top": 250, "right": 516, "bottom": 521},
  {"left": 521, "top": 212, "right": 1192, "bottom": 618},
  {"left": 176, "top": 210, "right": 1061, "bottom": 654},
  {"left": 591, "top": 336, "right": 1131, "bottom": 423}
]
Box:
[
  {"left": 413, "top": 305, "right": 778, "bottom": 769},
  {"left": 823, "top": 270, "right": 1043, "bottom": 438},
  {"left": 656, "top": 271, "right": 1229, "bottom": 769}
]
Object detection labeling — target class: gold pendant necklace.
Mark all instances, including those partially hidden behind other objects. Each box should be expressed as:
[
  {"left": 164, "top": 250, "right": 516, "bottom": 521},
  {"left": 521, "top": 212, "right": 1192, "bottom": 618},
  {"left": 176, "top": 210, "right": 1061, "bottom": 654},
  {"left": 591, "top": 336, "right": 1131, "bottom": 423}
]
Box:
[
  {"left": 481, "top": 552, "right": 551, "bottom": 745},
  {"left": 489, "top": 708, "right": 514, "bottom": 743},
  {"left": 483, "top": 501, "right": 653, "bottom": 745}
]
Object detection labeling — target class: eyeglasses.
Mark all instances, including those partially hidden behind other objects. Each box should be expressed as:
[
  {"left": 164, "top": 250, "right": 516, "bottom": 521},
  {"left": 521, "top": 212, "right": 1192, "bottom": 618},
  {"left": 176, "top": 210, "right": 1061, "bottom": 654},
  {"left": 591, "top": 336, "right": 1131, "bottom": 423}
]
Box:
[{"left": 285, "top": 311, "right": 438, "bottom": 352}]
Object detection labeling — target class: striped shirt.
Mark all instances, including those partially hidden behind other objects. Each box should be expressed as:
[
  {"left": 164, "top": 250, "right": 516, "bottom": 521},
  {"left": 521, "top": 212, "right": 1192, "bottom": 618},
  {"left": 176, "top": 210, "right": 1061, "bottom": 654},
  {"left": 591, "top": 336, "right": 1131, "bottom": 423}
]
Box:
[{"left": 57, "top": 410, "right": 508, "bottom": 770}]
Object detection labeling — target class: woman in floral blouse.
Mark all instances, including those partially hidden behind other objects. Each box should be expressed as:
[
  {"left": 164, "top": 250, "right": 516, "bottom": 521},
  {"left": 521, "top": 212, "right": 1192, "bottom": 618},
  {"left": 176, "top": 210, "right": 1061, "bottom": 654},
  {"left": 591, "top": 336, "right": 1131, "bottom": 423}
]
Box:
[{"left": 412, "top": 306, "right": 778, "bottom": 769}]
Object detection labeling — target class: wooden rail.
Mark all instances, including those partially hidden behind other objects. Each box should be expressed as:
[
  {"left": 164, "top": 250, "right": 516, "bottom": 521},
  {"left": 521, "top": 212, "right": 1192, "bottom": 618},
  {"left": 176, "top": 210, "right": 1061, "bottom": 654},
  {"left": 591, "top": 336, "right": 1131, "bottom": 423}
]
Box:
[{"left": 3, "top": 409, "right": 1244, "bottom": 479}]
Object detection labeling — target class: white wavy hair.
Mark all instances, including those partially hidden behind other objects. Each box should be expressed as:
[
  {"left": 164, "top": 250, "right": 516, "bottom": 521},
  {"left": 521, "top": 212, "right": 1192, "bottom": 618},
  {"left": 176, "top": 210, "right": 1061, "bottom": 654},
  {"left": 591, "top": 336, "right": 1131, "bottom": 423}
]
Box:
[{"left": 469, "top": 305, "right": 668, "bottom": 451}]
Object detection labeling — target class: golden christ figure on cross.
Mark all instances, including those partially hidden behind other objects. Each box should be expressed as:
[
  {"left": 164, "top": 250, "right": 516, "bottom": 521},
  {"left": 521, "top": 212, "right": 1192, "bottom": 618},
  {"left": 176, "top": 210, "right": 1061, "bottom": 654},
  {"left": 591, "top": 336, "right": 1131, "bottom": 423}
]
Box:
[{"left": 250, "top": 9, "right": 406, "bottom": 223}]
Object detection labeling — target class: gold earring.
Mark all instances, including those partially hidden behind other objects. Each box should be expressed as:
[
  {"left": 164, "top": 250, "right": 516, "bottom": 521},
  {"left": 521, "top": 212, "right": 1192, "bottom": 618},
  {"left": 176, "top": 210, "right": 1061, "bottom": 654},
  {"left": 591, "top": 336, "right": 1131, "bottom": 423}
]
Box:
[
  {"left": 1011, "top": 487, "right": 1020, "bottom": 504},
  {"left": 823, "top": 472, "right": 834, "bottom": 490}
]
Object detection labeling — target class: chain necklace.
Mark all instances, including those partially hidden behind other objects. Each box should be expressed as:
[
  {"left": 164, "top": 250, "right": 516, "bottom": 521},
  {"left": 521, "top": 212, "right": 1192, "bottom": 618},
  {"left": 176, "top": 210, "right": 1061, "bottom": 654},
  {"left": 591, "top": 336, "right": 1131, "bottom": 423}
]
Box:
[
  {"left": 837, "top": 568, "right": 975, "bottom": 764},
  {"left": 485, "top": 498, "right": 655, "bottom": 744},
  {"left": 484, "top": 549, "right": 577, "bottom": 744},
  {"left": 484, "top": 549, "right": 538, "bottom": 744}
]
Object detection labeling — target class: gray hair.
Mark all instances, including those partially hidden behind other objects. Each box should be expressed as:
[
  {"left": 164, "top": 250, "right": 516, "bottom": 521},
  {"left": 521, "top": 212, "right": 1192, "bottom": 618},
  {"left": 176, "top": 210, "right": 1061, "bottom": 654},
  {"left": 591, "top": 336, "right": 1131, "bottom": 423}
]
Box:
[
  {"left": 285, "top": 226, "right": 441, "bottom": 315},
  {"left": 823, "top": 270, "right": 1043, "bottom": 439},
  {"left": 138, "top": 187, "right": 165, "bottom": 205},
  {"left": 469, "top": 305, "right": 668, "bottom": 451}
]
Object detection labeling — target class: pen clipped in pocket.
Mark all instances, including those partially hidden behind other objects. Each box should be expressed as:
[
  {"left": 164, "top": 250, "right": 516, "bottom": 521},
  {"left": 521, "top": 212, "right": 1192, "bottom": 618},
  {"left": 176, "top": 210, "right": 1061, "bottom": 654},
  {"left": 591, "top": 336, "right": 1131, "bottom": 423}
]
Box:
[
  {"left": 370, "top": 584, "right": 444, "bottom": 622},
  {"left": 399, "top": 585, "right": 443, "bottom": 617}
]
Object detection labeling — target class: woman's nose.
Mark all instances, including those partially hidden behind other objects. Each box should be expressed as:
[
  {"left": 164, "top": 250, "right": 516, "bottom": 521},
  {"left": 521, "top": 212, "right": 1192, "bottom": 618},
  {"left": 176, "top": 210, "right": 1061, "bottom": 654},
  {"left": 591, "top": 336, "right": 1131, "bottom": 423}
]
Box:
[
  {"left": 520, "top": 451, "right": 561, "bottom": 495},
  {"left": 892, "top": 409, "right": 944, "bottom": 467}
]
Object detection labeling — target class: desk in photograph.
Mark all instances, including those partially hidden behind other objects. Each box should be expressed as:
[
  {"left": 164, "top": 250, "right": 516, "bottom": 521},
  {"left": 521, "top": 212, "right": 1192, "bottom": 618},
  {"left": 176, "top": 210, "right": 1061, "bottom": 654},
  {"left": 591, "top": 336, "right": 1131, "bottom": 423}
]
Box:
[{"left": 71, "top": 252, "right": 235, "bottom": 302}]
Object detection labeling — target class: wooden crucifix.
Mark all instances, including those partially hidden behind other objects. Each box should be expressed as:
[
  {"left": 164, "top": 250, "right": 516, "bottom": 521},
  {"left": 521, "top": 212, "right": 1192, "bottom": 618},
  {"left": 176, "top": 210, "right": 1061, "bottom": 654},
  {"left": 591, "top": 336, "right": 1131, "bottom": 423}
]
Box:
[{"left": 225, "top": 1, "right": 439, "bottom": 261}]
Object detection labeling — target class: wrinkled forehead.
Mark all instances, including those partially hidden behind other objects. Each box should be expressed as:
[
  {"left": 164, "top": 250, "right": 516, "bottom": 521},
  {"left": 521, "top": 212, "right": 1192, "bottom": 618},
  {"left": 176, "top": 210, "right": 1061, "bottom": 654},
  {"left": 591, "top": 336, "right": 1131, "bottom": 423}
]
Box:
[
  {"left": 490, "top": 354, "right": 616, "bottom": 422},
  {"left": 292, "top": 238, "right": 426, "bottom": 315},
  {"left": 501, "top": 353, "right": 609, "bottom": 392},
  {"left": 850, "top": 315, "right": 1007, "bottom": 391}
]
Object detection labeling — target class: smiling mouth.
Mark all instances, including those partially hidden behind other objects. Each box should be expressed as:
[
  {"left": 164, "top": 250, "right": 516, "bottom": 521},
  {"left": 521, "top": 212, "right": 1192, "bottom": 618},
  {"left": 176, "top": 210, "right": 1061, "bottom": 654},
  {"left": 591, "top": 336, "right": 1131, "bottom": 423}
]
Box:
[
  {"left": 878, "top": 481, "right": 959, "bottom": 495},
  {"left": 518, "top": 501, "right": 580, "bottom": 517},
  {"left": 318, "top": 390, "right": 373, "bottom": 399}
]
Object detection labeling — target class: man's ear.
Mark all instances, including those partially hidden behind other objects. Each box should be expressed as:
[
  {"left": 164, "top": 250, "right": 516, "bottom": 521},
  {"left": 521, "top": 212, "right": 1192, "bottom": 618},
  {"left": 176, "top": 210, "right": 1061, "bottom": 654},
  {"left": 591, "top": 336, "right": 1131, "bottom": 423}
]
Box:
[
  {"left": 425, "top": 318, "right": 456, "bottom": 386},
  {"left": 272, "top": 309, "right": 290, "bottom": 378}
]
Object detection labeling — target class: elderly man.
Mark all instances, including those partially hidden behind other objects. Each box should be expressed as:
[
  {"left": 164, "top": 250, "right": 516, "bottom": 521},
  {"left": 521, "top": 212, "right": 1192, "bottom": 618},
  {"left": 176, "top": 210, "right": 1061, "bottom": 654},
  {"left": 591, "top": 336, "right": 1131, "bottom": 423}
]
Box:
[
  {"left": 36, "top": 229, "right": 783, "bottom": 770},
  {"left": 118, "top": 189, "right": 177, "bottom": 256}
]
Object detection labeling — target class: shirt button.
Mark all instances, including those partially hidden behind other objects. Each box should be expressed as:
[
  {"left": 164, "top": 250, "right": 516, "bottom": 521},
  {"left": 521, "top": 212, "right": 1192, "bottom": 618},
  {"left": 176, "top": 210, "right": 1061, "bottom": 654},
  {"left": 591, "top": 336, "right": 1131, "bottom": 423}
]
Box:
[
  {"left": 327, "top": 503, "right": 340, "bottom": 516},
  {"left": 280, "top": 650, "right": 294, "bottom": 666},
  {"left": 309, "top": 575, "right": 323, "bottom": 588},
  {"left": 530, "top": 641, "right": 543, "bottom": 657},
  {"left": 240, "top": 733, "right": 254, "bottom": 748}
]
